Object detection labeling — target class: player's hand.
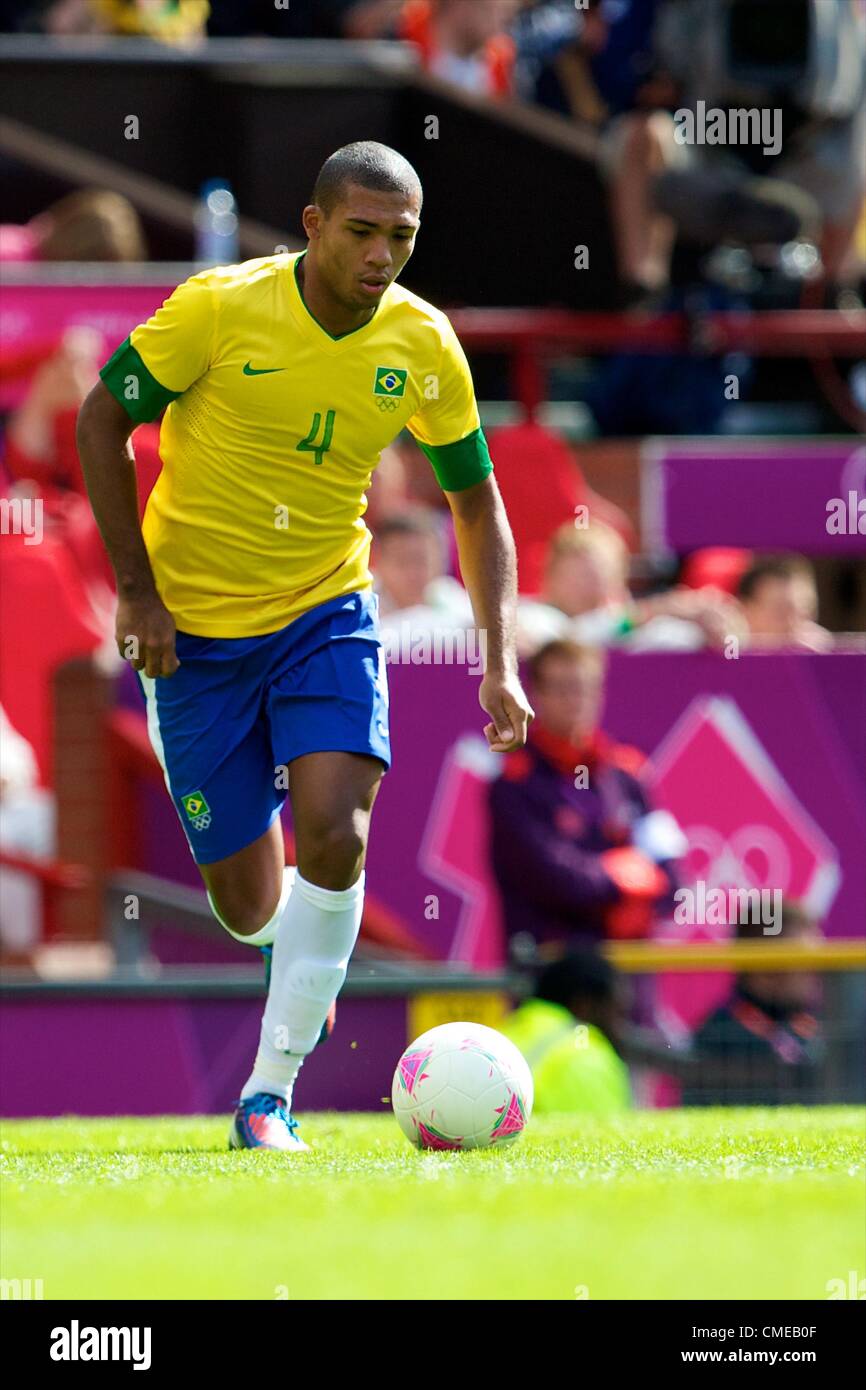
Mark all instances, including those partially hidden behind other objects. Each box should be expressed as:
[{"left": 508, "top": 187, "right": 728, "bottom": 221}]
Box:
[
  {"left": 479, "top": 671, "right": 533, "bottom": 753},
  {"left": 115, "top": 592, "right": 180, "bottom": 678}
]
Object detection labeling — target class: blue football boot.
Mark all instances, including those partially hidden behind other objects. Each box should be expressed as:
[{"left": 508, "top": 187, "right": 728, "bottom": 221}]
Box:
[{"left": 228, "top": 1093, "right": 311, "bottom": 1152}]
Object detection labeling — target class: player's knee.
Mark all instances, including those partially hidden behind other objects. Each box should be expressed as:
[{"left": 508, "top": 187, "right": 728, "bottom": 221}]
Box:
[
  {"left": 208, "top": 885, "right": 281, "bottom": 938},
  {"left": 299, "top": 818, "right": 367, "bottom": 889}
]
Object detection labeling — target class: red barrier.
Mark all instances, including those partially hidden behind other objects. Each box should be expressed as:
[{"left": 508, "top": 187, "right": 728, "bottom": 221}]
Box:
[
  {"left": 449, "top": 307, "right": 866, "bottom": 421},
  {"left": 0, "top": 848, "right": 90, "bottom": 948},
  {"left": 449, "top": 307, "right": 866, "bottom": 355}
]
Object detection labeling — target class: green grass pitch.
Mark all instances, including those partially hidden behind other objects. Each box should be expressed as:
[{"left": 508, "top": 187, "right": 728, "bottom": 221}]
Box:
[{"left": 2, "top": 1108, "right": 863, "bottom": 1300}]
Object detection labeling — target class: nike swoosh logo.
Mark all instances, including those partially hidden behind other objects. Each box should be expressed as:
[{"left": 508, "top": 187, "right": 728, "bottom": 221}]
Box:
[{"left": 243, "top": 362, "right": 285, "bottom": 376}]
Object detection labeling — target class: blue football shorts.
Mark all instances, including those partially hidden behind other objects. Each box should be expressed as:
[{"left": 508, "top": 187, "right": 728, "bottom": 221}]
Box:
[{"left": 137, "top": 588, "right": 391, "bottom": 865}]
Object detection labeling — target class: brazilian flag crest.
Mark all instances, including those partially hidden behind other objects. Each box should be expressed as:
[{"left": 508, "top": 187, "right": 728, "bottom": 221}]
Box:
[
  {"left": 181, "top": 791, "right": 209, "bottom": 821},
  {"left": 374, "top": 366, "right": 407, "bottom": 398}
]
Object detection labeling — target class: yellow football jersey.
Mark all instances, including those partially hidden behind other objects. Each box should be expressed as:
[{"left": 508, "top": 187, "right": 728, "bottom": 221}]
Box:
[{"left": 100, "top": 251, "right": 492, "bottom": 637}]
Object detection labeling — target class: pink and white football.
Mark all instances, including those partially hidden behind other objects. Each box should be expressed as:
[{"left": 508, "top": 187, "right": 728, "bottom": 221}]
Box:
[{"left": 392, "top": 1021, "right": 534, "bottom": 1150}]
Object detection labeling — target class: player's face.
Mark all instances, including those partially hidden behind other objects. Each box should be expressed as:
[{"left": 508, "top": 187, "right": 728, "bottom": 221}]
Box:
[{"left": 315, "top": 184, "right": 421, "bottom": 311}]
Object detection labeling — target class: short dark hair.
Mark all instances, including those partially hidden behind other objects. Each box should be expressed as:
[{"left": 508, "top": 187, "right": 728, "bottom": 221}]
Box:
[
  {"left": 312, "top": 142, "right": 422, "bottom": 216},
  {"left": 528, "top": 639, "right": 605, "bottom": 687},
  {"left": 534, "top": 948, "right": 616, "bottom": 1010},
  {"left": 737, "top": 554, "right": 813, "bottom": 603}
]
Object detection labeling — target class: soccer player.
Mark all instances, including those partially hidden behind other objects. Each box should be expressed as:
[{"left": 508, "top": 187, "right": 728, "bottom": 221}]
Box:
[{"left": 77, "top": 142, "right": 532, "bottom": 1151}]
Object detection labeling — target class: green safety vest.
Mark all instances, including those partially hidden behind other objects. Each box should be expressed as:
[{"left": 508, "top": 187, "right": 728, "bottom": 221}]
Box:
[{"left": 499, "top": 998, "right": 632, "bottom": 1115}]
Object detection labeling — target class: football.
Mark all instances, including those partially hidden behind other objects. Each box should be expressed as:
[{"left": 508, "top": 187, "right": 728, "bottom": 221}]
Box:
[{"left": 392, "top": 1022, "right": 534, "bottom": 1150}]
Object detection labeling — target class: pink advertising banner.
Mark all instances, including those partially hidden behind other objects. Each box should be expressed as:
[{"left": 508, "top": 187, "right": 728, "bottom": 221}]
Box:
[
  {"left": 0, "top": 281, "right": 176, "bottom": 409},
  {"left": 643, "top": 438, "right": 866, "bottom": 557}
]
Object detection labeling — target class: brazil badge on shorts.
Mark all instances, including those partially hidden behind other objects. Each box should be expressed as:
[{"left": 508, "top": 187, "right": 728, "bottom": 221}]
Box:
[
  {"left": 374, "top": 366, "right": 407, "bottom": 411},
  {"left": 181, "top": 791, "right": 211, "bottom": 832}
]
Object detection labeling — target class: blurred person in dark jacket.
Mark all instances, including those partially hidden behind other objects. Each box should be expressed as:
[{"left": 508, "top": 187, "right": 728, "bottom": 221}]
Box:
[
  {"left": 682, "top": 903, "right": 825, "bottom": 1106},
  {"left": 488, "top": 638, "right": 683, "bottom": 951}
]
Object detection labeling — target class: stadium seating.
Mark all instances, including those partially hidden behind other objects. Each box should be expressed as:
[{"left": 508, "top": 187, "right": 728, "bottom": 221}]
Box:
[{"left": 485, "top": 421, "right": 636, "bottom": 595}]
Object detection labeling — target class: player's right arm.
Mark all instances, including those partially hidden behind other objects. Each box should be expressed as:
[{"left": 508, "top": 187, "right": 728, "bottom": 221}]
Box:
[
  {"left": 77, "top": 380, "right": 178, "bottom": 677},
  {"left": 77, "top": 271, "right": 217, "bottom": 678}
]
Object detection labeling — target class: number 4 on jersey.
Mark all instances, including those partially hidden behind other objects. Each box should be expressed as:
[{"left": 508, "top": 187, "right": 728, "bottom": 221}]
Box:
[{"left": 297, "top": 410, "right": 335, "bottom": 467}]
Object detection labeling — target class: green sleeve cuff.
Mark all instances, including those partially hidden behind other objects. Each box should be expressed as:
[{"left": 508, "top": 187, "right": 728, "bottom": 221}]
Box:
[
  {"left": 99, "top": 337, "right": 180, "bottom": 424},
  {"left": 417, "top": 427, "right": 494, "bottom": 492}
]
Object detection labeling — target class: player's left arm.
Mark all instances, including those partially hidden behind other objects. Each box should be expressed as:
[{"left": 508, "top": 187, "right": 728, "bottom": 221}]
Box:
[
  {"left": 406, "top": 316, "right": 532, "bottom": 752},
  {"left": 445, "top": 475, "right": 533, "bottom": 752}
]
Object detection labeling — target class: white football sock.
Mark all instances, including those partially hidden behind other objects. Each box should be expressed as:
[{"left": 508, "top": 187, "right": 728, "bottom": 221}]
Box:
[
  {"left": 207, "top": 865, "right": 296, "bottom": 947},
  {"left": 240, "top": 869, "right": 365, "bottom": 1105}
]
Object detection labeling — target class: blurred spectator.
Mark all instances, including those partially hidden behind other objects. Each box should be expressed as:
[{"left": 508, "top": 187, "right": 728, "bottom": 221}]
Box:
[
  {"left": 530, "top": 0, "right": 866, "bottom": 296},
  {"left": 5, "top": 327, "right": 103, "bottom": 490},
  {"left": 0, "top": 189, "right": 147, "bottom": 263},
  {"left": 488, "top": 639, "right": 684, "bottom": 950},
  {"left": 517, "top": 521, "right": 746, "bottom": 652},
  {"left": 595, "top": 0, "right": 685, "bottom": 303},
  {"left": 583, "top": 0, "right": 667, "bottom": 119},
  {"left": 681, "top": 902, "right": 824, "bottom": 1105},
  {"left": 738, "top": 554, "right": 833, "bottom": 651},
  {"left": 399, "top": 0, "right": 519, "bottom": 97},
  {"left": 527, "top": 0, "right": 667, "bottom": 127},
  {"left": 375, "top": 431, "right": 456, "bottom": 513},
  {"left": 374, "top": 510, "right": 443, "bottom": 612},
  {"left": 3, "top": 327, "right": 162, "bottom": 615},
  {"left": 372, "top": 509, "right": 473, "bottom": 628},
  {"left": 338, "top": 0, "right": 406, "bottom": 37},
  {"left": 207, "top": 0, "right": 404, "bottom": 38},
  {"left": 499, "top": 946, "right": 632, "bottom": 1114},
  {"left": 645, "top": 0, "right": 865, "bottom": 287},
  {"left": 510, "top": 0, "right": 581, "bottom": 107},
  {"left": 484, "top": 420, "right": 637, "bottom": 595},
  {"left": 513, "top": 0, "right": 674, "bottom": 299},
  {"left": 34, "top": 0, "right": 208, "bottom": 40},
  {"left": 0, "top": 707, "right": 55, "bottom": 955},
  {"left": 364, "top": 442, "right": 415, "bottom": 527}
]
